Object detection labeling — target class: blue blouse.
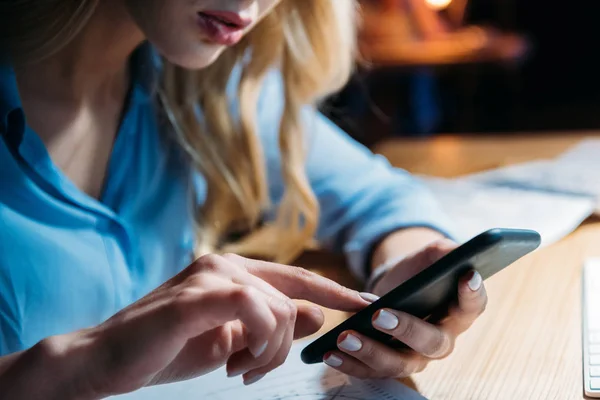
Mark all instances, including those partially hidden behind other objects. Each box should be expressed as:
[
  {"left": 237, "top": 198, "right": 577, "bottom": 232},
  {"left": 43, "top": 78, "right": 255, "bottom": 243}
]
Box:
[{"left": 0, "top": 46, "right": 454, "bottom": 355}]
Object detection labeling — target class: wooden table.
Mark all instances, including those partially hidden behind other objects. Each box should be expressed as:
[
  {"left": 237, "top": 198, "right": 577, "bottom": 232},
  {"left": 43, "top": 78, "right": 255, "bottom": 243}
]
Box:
[{"left": 300, "top": 132, "right": 600, "bottom": 399}]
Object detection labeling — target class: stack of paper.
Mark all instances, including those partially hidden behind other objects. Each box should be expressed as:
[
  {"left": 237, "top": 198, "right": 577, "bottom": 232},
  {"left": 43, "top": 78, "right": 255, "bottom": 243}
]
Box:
[
  {"left": 465, "top": 139, "right": 600, "bottom": 211},
  {"left": 424, "top": 138, "right": 600, "bottom": 246},
  {"left": 109, "top": 342, "right": 425, "bottom": 400},
  {"left": 424, "top": 177, "right": 595, "bottom": 247}
]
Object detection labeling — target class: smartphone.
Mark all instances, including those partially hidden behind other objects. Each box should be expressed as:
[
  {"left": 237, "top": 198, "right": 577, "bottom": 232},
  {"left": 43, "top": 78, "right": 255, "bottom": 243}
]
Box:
[{"left": 300, "top": 228, "right": 541, "bottom": 364}]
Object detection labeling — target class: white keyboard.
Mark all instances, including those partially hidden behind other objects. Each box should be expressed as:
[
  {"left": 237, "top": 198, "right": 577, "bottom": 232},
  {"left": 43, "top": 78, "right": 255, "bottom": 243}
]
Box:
[{"left": 583, "top": 259, "right": 600, "bottom": 397}]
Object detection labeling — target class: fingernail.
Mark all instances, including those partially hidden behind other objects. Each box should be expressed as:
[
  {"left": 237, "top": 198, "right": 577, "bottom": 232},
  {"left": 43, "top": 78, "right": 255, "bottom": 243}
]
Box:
[
  {"left": 373, "top": 309, "right": 399, "bottom": 330},
  {"left": 251, "top": 341, "right": 268, "bottom": 358},
  {"left": 324, "top": 354, "right": 343, "bottom": 367},
  {"left": 359, "top": 292, "right": 380, "bottom": 303},
  {"left": 467, "top": 271, "right": 482, "bottom": 291},
  {"left": 227, "top": 368, "right": 250, "bottom": 378},
  {"left": 338, "top": 334, "right": 362, "bottom": 352},
  {"left": 244, "top": 373, "right": 266, "bottom": 386}
]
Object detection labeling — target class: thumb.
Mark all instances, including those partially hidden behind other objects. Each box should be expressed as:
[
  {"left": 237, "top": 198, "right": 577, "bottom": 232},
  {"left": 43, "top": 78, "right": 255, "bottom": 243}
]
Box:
[
  {"left": 375, "top": 239, "right": 458, "bottom": 294},
  {"left": 293, "top": 304, "right": 325, "bottom": 340},
  {"left": 420, "top": 239, "right": 458, "bottom": 266},
  {"left": 404, "top": 239, "right": 458, "bottom": 275}
]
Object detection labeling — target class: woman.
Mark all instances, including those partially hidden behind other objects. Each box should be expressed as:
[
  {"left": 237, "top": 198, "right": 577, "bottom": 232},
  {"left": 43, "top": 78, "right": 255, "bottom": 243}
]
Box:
[{"left": 0, "top": 0, "right": 487, "bottom": 398}]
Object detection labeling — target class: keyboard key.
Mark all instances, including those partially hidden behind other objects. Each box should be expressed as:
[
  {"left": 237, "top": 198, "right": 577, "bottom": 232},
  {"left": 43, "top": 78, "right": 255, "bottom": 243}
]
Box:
[
  {"left": 590, "top": 332, "right": 600, "bottom": 344},
  {"left": 590, "top": 355, "right": 600, "bottom": 365},
  {"left": 584, "top": 261, "right": 600, "bottom": 395},
  {"left": 591, "top": 345, "right": 600, "bottom": 355}
]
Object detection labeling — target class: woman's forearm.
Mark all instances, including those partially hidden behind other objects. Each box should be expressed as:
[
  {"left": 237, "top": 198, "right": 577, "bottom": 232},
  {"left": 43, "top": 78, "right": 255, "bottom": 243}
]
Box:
[{"left": 0, "top": 334, "right": 94, "bottom": 400}]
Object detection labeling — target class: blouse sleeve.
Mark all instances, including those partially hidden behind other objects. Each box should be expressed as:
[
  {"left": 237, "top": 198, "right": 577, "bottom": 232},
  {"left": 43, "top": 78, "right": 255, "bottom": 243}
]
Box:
[{"left": 254, "top": 71, "right": 456, "bottom": 281}]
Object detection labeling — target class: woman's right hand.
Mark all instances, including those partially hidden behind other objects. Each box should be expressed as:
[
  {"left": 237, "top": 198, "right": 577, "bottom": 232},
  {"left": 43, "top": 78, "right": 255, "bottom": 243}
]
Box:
[{"left": 29, "top": 253, "right": 369, "bottom": 399}]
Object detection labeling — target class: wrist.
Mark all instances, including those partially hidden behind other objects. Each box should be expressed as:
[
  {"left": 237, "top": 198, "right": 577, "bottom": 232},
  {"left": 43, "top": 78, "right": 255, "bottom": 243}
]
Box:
[
  {"left": 366, "top": 254, "right": 407, "bottom": 294},
  {"left": 35, "top": 332, "right": 101, "bottom": 400},
  {"left": 0, "top": 332, "right": 96, "bottom": 400}
]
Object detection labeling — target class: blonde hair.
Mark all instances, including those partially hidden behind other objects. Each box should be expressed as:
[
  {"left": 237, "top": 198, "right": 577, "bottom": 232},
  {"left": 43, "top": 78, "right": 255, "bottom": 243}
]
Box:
[{"left": 0, "top": 0, "right": 357, "bottom": 263}]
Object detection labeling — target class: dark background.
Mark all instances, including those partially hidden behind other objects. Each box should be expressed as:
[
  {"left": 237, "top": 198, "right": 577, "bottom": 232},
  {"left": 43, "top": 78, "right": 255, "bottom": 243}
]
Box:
[{"left": 322, "top": 0, "right": 600, "bottom": 147}]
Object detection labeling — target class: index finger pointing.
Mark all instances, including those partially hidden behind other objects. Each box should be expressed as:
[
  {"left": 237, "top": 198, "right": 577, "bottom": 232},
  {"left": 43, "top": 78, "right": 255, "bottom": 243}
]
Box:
[{"left": 224, "top": 254, "right": 369, "bottom": 311}]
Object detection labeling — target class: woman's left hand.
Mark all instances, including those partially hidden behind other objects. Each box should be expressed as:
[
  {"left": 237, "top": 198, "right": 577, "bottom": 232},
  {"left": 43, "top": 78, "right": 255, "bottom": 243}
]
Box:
[{"left": 323, "top": 240, "right": 488, "bottom": 379}]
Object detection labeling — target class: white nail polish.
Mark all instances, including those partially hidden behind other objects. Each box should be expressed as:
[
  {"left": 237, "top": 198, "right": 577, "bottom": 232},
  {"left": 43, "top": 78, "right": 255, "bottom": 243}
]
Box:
[
  {"left": 468, "top": 271, "right": 483, "bottom": 291},
  {"left": 227, "top": 368, "right": 249, "bottom": 378},
  {"left": 251, "top": 341, "right": 268, "bottom": 358},
  {"left": 359, "top": 292, "right": 380, "bottom": 303},
  {"left": 244, "top": 373, "right": 266, "bottom": 386},
  {"left": 324, "top": 354, "right": 343, "bottom": 367},
  {"left": 339, "top": 334, "right": 363, "bottom": 352},
  {"left": 373, "top": 310, "right": 399, "bottom": 330}
]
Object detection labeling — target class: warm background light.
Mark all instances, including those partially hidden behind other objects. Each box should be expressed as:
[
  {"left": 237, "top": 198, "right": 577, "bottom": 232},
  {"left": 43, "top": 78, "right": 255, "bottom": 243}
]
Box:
[{"left": 425, "top": 0, "right": 452, "bottom": 10}]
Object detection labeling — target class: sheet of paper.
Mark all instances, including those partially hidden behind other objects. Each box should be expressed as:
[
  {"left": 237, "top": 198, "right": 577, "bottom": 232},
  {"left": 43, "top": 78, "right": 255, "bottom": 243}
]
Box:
[
  {"left": 463, "top": 139, "right": 600, "bottom": 212},
  {"left": 557, "top": 138, "right": 600, "bottom": 168},
  {"left": 424, "top": 177, "right": 596, "bottom": 247},
  {"left": 464, "top": 159, "right": 598, "bottom": 199},
  {"left": 109, "top": 342, "right": 426, "bottom": 400}
]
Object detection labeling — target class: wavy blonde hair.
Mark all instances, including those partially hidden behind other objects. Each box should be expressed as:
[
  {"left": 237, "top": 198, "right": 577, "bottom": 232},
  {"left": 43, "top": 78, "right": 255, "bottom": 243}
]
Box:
[{"left": 0, "top": 0, "right": 357, "bottom": 263}]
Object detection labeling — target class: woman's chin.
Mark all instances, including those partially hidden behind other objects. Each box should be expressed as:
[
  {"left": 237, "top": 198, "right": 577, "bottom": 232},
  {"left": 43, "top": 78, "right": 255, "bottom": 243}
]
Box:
[{"left": 162, "top": 44, "right": 228, "bottom": 70}]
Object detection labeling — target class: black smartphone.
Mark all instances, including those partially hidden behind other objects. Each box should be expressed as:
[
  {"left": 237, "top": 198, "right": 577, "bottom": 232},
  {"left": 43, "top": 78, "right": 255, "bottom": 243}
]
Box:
[{"left": 300, "top": 228, "right": 541, "bottom": 364}]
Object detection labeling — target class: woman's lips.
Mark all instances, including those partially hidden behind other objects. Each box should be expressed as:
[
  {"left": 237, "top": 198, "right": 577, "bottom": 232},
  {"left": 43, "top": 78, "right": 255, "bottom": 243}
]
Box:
[{"left": 197, "top": 11, "right": 252, "bottom": 46}]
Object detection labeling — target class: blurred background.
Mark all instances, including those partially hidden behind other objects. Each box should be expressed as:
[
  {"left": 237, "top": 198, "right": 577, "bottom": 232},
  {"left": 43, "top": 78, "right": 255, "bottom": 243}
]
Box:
[{"left": 321, "top": 0, "right": 600, "bottom": 148}]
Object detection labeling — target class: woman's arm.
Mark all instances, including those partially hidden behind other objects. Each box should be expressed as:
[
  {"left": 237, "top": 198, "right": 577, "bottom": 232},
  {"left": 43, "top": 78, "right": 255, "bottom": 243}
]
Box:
[
  {"left": 0, "top": 255, "right": 369, "bottom": 399},
  {"left": 0, "top": 335, "right": 88, "bottom": 399},
  {"left": 254, "top": 71, "right": 486, "bottom": 380}
]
